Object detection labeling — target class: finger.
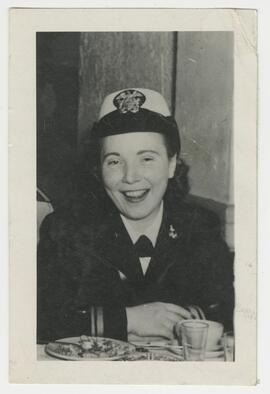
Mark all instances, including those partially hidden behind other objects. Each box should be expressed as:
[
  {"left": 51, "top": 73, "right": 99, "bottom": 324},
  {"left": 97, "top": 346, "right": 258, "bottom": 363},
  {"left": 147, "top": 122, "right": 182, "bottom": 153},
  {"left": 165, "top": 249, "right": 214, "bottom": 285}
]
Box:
[
  {"left": 128, "top": 334, "right": 168, "bottom": 343},
  {"left": 164, "top": 303, "right": 192, "bottom": 319},
  {"left": 128, "top": 334, "right": 145, "bottom": 342},
  {"left": 166, "top": 312, "right": 186, "bottom": 326},
  {"left": 162, "top": 314, "right": 186, "bottom": 331},
  {"left": 159, "top": 326, "right": 175, "bottom": 340}
]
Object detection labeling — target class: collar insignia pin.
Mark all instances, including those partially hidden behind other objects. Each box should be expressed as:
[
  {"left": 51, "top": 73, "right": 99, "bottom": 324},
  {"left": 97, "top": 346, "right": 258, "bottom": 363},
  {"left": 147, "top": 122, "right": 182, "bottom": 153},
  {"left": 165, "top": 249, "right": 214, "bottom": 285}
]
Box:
[{"left": 169, "top": 224, "right": 178, "bottom": 239}]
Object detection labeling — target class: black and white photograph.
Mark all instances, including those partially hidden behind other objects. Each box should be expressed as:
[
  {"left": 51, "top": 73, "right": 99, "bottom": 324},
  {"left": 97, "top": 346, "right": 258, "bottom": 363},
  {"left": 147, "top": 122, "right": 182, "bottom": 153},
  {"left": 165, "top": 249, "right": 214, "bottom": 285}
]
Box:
[
  {"left": 36, "top": 31, "right": 235, "bottom": 362},
  {"left": 9, "top": 8, "right": 257, "bottom": 385}
]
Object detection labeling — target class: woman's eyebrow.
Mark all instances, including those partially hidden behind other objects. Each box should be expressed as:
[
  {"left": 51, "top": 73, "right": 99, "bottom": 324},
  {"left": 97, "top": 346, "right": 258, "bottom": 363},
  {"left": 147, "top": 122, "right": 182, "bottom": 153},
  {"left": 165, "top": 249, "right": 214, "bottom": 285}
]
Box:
[
  {"left": 102, "top": 152, "right": 120, "bottom": 160},
  {"left": 137, "top": 150, "right": 160, "bottom": 155}
]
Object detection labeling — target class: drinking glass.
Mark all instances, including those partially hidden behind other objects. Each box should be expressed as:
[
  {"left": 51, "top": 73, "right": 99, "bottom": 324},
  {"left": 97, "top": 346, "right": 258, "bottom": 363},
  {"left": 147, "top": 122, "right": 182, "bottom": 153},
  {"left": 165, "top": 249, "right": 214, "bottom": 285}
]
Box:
[
  {"left": 176, "top": 320, "right": 209, "bottom": 361},
  {"left": 223, "top": 331, "right": 235, "bottom": 361}
]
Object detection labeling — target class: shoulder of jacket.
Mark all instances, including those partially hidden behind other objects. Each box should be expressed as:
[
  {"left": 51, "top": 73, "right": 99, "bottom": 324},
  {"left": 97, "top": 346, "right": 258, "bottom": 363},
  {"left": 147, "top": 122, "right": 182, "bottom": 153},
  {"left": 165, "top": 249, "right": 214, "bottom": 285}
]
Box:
[
  {"left": 168, "top": 201, "right": 221, "bottom": 230},
  {"left": 40, "top": 208, "right": 97, "bottom": 242}
]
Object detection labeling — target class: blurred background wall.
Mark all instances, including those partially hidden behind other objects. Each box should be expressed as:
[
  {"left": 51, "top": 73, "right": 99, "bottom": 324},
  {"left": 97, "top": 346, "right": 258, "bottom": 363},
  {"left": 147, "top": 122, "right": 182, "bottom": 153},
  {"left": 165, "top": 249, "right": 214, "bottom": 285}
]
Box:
[
  {"left": 37, "top": 31, "right": 234, "bottom": 248},
  {"left": 37, "top": 32, "right": 80, "bottom": 208}
]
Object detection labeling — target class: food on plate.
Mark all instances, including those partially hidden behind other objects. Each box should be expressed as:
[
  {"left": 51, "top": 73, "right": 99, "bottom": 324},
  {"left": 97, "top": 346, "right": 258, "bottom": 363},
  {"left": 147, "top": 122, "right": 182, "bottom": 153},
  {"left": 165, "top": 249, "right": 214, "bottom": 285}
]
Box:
[
  {"left": 45, "top": 337, "right": 183, "bottom": 361},
  {"left": 45, "top": 336, "right": 135, "bottom": 360},
  {"left": 46, "top": 342, "right": 81, "bottom": 358},
  {"left": 78, "top": 335, "right": 133, "bottom": 358}
]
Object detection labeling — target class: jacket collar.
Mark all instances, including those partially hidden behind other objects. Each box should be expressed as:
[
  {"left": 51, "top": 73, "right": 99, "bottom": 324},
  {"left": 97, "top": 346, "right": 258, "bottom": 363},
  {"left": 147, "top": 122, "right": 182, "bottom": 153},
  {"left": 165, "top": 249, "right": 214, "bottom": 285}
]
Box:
[
  {"left": 92, "top": 200, "right": 186, "bottom": 282},
  {"left": 120, "top": 202, "right": 163, "bottom": 247}
]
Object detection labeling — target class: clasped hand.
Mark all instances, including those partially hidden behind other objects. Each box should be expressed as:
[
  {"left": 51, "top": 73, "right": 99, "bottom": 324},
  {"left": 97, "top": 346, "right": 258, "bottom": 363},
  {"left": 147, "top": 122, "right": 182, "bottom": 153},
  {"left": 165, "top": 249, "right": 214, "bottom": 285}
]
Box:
[{"left": 126, "top": 302, "right": 191, "bottom": 340}]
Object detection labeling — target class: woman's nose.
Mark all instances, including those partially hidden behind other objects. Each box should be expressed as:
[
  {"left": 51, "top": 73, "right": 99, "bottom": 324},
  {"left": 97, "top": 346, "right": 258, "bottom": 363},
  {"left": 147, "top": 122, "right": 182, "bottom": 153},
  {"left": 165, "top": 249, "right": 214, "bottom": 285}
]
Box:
[{"left": 122, "top": 162, "right": 141, "bottom": 184}]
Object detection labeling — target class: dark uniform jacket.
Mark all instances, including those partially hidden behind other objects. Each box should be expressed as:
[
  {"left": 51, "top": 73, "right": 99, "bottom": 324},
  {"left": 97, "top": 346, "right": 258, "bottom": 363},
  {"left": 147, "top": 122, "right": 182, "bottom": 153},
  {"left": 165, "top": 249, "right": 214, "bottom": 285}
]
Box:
[{"left": 37, "top": 199, "right": 234, "bottom": 343}]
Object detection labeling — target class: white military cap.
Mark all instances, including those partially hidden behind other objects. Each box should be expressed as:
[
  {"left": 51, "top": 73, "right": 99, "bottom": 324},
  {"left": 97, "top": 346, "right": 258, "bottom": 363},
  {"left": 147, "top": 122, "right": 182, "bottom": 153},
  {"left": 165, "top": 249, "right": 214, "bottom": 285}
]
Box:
[{"left": 91, "top": 87, "right": 180, "bottom": 153}]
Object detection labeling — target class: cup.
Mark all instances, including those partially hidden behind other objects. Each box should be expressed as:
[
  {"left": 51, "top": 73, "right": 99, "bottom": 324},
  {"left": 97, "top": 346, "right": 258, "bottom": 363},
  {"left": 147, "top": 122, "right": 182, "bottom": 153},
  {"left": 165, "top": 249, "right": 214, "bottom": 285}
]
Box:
[
  {"left": 223, "top": 331, "right": 235, "bottom": 361},
  {"left": 204, "top": 320, "right": 224, "bottom": 350},
  {"left": 176, "top": 320, "right": 209, "bottom": 361}
]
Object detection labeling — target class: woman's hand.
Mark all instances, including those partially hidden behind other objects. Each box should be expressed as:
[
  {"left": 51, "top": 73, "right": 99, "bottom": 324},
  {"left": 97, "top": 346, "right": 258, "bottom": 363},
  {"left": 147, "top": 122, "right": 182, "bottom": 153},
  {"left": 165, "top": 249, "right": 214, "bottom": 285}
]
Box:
[{"left": 126, "top": 302, "right": 191, "bottom": 340}]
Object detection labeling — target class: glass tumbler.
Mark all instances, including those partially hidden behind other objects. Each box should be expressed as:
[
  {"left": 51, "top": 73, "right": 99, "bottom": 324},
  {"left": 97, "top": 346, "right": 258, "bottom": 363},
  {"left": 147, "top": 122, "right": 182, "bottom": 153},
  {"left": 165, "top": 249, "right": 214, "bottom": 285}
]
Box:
[{"left": 177, "top": 320, "right": 209, "bottom": 361}]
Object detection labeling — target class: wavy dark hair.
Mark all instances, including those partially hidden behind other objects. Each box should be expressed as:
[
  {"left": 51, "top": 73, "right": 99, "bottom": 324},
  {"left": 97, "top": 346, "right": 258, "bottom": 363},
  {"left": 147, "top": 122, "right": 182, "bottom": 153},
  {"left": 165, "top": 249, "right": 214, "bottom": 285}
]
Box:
[{"left": 73, "top": 130, "right": 190, "bottom": 221}]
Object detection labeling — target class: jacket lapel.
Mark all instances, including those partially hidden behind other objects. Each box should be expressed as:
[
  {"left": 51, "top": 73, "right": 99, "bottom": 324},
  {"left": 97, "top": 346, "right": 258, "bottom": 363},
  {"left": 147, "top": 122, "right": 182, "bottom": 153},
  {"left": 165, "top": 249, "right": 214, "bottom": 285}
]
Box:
[
  {"left": 94, "top": 213, "right": 144, "bottom": 280},
  {"left": 144, "top": 204, "right": 186, "bottom": 282},
  {"left": 85, "top": 201, "right": 189, "bottom": 284}
]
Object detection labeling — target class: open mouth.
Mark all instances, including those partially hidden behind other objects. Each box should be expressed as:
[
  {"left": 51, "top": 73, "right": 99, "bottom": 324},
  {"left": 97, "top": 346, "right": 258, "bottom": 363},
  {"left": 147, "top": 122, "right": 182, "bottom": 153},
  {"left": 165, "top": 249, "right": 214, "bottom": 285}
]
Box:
[{"left": 121, "top": 189, "right": 149, "bottom": 202}]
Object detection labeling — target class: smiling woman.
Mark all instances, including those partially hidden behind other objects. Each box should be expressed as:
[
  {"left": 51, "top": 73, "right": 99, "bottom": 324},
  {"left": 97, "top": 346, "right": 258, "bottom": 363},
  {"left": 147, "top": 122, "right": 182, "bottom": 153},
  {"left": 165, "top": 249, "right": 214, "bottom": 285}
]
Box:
[
  {"left": 37, "top": 88, "right": 234, "bottom": 345},
  {"left": 101, "top": 132, "right": 176, "bottom": 226}
]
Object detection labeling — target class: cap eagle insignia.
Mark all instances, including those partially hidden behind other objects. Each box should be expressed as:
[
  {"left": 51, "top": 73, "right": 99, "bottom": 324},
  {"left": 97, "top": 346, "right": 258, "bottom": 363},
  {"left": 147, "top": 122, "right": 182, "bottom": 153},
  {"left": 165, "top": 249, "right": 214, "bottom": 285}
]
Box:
[{"left": 113, "top": 89, "right": 146, "bottom": 114}]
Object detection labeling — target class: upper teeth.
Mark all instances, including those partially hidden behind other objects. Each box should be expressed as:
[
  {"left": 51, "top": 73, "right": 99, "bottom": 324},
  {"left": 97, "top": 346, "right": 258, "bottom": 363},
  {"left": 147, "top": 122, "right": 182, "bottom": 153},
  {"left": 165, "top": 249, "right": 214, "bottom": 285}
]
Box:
[{"left": 124, "top": 190, "right": 146, "bottom": 197}]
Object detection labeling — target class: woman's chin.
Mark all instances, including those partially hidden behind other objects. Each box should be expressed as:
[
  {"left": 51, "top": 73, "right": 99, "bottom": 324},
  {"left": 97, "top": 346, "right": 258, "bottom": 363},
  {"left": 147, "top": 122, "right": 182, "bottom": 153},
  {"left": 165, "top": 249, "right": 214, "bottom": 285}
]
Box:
[{"left": 120, "top": 205, "right": 160, "bottom": 222}]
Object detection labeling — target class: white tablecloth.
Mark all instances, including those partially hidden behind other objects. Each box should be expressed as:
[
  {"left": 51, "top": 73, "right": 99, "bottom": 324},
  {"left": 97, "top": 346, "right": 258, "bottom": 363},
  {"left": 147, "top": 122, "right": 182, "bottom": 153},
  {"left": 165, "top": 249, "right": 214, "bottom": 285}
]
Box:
[{"left": 37, "top": 344, "right": 225, "bottom": 362}]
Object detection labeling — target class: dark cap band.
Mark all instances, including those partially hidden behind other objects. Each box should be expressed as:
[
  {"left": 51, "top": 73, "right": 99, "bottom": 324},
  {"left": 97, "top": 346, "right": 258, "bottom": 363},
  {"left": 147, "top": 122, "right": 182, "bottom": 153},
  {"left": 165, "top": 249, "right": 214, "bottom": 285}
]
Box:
[{"left": 91, "top": 108, "right": 181, "bottom": 154}]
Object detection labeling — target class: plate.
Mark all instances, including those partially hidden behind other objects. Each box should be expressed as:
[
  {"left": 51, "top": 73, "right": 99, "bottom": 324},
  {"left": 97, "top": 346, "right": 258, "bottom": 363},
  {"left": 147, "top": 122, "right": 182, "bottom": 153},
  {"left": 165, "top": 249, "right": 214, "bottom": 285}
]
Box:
[
  {"left": 205, "top": 348, "right": 224, "bottom": 360},
  {"left": 131, "top": 340, "right": 224, "bottom": 359},
  {"left": 123, "top": 351, "right": 183, "bottom": 361},
  {"left": 45, "top": 336, "right": 136, "bottom": 361},
  {"left": 131, "top": 339, "right": 176, "bottom": 347},
  {"left": 148, "top": 353, "right": 183, "bottom": 361}
]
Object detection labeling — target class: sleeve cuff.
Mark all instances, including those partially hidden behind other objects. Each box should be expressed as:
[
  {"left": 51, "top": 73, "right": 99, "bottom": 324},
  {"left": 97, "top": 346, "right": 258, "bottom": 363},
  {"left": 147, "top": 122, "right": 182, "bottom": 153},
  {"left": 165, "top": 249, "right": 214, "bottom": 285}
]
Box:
[
  {"left": 103, "top": 305, "right": 128, "bottom": 341},
  {"left": 61, "top": 305, "right": 127, "bottom": 341},
  {"left": 186, "top": 305, "right": 206, "bottom": 320}
]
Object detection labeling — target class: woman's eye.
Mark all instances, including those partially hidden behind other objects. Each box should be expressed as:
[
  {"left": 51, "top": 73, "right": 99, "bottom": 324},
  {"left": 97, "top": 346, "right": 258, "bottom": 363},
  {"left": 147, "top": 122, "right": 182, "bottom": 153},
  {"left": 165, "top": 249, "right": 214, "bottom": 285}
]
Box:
[
  {"left": 107, "top": 159, "right": 119, "bottom": 166},
  {"left": 142, "top": 156, "right": 154, "bottom": 162},
  {"left": 107, "top": 159, "right": 120, "bottom": 166}
]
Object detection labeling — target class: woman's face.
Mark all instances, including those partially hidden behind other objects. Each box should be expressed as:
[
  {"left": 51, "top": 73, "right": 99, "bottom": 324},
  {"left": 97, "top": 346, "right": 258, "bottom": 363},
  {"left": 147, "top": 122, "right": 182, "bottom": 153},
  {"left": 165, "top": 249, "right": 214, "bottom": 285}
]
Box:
[{"left": 100, "top": 132, "right": 176, "bottom": 222}]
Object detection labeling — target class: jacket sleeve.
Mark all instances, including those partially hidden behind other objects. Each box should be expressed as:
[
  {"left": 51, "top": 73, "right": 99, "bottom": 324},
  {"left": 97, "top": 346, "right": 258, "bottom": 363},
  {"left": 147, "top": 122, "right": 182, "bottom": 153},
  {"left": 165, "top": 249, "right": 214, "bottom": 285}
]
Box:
[
  {"left": 186, "top": 208, "right": 235, "bottom": 331},
  {"left": 37, "top": 214, "right": 127, "bottom": 343}
]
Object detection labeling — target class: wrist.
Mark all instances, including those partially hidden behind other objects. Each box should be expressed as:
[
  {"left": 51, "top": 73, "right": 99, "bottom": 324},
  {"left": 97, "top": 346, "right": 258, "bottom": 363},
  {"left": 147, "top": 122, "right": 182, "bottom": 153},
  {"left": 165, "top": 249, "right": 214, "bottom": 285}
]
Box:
[{"left": 126, "top": 306, "right": 137, "bottom": 334}]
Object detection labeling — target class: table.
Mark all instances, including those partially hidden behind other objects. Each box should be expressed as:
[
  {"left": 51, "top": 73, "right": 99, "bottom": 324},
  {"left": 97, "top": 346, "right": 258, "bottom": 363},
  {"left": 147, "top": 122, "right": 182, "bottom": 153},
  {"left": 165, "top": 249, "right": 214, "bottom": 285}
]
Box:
[{"left": 37, "top": 343, "right": 226, "bottom": 362}]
